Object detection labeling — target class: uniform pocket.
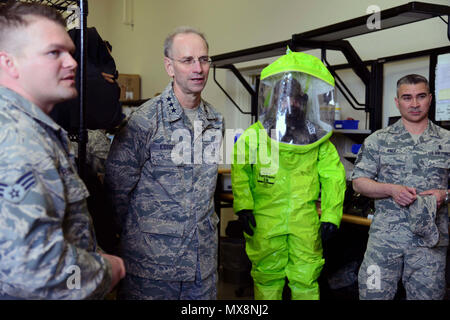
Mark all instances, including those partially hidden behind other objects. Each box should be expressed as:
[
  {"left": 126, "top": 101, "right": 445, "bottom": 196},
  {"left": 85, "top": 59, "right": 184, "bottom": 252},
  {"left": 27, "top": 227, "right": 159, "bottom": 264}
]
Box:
[
  {"left": 139, "top": 216, "right": 185, "bottom": 236},
  {"left": 379, "top": 154, "right": 405, "bottom": 183},
  {"left": 150, "top": 150, "right": 183, "bottom": 185},
  {"left": 425, "top": 154, "right": 448, "bottom": 187},
  {"left": 138, "top": 216, "right": 185, "bottom": 266}
]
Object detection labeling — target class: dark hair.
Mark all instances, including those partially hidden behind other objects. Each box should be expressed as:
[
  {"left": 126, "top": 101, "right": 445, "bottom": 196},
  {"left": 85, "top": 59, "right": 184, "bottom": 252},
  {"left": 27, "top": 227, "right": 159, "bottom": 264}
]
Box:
[
  {"left": 396, "top": 74, "right": 430, "bottom": 97},
  {"left": 163, "top": 26, "right": 209, "bottom": 58},
  {"left": 0, "top": 1, "right": 66, "bottom": 49}
]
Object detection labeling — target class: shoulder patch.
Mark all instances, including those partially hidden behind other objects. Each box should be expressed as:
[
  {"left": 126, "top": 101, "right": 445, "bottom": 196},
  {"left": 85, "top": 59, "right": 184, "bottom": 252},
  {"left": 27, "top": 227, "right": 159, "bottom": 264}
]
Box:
[{"left": 0, "top": 171, "right": 36, "bottom": 203}]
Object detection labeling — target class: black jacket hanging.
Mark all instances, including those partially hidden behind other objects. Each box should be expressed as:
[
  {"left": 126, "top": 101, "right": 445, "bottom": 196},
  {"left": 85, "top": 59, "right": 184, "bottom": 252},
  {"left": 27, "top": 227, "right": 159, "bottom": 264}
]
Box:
[{"left": 50, "top": 27, "right": 123, "bottom": 133}]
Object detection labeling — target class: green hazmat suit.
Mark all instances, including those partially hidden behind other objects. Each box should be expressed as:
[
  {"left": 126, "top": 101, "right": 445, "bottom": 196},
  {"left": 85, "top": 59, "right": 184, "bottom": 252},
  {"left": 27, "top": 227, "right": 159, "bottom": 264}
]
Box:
[{"left": 231, "top": 50, "right": 346, "bottom": 300}]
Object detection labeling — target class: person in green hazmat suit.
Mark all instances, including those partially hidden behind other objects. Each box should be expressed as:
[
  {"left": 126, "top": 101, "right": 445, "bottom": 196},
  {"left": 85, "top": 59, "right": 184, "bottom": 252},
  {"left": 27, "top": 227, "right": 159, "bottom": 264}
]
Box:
[{"left": 231, "top": 50, "right": 346, "bottom": 300}]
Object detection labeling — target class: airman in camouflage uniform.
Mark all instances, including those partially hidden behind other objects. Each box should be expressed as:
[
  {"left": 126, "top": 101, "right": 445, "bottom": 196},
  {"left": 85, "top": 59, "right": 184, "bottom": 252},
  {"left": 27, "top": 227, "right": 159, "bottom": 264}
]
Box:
[
  {"left": 352, "top": 74, "right": 449, "bottom": 300},
  {"left": 0, "top": 87, "right": 114, "bottom": 299},
  {"left": 104, "top": 27, "right": 223, "bottom": 300},
  {"left": 0, "top": 2, "right": 125, "bottom": 299}
]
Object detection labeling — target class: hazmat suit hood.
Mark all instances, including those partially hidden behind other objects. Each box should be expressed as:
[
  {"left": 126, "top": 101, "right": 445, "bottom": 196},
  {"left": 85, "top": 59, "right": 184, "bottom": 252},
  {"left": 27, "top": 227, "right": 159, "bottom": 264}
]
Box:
[{"left": 258, "top": 49, "right": 336, "bottom": 146}]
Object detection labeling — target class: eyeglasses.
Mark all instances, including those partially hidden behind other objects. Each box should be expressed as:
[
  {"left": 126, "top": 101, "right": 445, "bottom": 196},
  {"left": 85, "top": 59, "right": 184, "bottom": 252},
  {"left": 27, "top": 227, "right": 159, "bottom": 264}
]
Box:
[{"left": 168, "top": 56, "right": 212, "bottom": 66}]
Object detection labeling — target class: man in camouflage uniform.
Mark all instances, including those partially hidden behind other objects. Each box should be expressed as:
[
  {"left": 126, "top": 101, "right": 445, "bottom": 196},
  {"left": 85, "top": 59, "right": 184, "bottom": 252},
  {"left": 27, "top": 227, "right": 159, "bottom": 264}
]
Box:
[
  {"left": 0, "top": 2, "right": 125, "bottom": 299},
  {"left": 352, "top": 74, "right": 449, "bottom": 300},
  {"left": 105, "top": 27, "right": 223, "bottom": 300},
  {"left": 71, "top": 129, "right": 112, "bottom": 177}
]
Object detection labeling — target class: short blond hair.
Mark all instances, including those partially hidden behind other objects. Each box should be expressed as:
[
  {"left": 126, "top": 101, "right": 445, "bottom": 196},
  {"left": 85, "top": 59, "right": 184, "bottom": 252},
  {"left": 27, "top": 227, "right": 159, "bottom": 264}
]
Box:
[{"left": 0, "top": 1, "right": 66, "bottom": 51}]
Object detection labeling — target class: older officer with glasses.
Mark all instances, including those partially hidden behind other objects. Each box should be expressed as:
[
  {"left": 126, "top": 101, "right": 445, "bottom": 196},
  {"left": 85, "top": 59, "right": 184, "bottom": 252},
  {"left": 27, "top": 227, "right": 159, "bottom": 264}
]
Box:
[{"left": 105, "top": 26, "right": 224, "bottom": 300}]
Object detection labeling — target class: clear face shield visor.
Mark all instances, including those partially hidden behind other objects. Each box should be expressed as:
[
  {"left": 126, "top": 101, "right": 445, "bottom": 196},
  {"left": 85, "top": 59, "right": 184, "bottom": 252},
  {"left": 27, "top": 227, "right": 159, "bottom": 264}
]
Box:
[{"left": 258, "top": 72, "right": 335, "bottom": 145}]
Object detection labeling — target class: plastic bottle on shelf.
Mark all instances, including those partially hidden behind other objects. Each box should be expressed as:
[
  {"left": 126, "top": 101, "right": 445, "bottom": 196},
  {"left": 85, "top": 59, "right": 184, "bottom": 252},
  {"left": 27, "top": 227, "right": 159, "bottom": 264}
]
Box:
[{"left": 334, "top": 103, "right": 341, "bottom": 121}]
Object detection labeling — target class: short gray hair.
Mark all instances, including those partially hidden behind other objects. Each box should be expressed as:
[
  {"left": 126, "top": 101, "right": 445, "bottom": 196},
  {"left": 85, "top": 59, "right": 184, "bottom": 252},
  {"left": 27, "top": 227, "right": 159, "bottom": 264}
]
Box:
[
  {"left": 163, "top": 26, "right": 209, "bottom": 58},
  {"left": 396, "top": 74, "right": 430, "bottom": 97}
]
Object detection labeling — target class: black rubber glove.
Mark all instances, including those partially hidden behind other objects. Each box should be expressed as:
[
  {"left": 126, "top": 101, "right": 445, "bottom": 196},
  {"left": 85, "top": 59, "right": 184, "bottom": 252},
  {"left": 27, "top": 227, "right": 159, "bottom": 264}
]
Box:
[
  {"left": 237, "top": 210, "right": 256, "bottom": 236},
  {"left": 320, "top": 222, "right": 338, "bottom": 243}
]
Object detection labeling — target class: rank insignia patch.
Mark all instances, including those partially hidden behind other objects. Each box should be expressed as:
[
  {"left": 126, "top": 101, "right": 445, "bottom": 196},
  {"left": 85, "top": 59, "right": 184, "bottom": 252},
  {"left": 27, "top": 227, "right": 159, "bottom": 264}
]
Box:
[{"left": 0, "top": 171, "right": 36, "bottom": 203}]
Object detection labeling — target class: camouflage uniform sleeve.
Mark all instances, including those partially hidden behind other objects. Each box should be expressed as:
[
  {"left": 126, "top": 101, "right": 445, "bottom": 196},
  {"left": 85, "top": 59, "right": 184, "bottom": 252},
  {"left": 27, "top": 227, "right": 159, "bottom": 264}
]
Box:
[
  {"left": 104, "top": 112, "right": 150, "bottom": 228},
  {"left": 0, "top": 158, "right": 111, "bottom": 299},
  {"left": 86, "top": 130, "right": 111, "bottom": 175},
  {"left": 351, "top": 134, "right": 380, "bottom": 181},
  {"left": 62, "top": 200, "right": 112, "bottom": 299}
]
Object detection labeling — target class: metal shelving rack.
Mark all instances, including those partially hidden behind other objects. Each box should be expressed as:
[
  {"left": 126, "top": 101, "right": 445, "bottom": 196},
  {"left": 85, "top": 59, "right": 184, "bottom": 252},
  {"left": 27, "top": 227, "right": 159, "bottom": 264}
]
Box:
[
  {"left": 211, "top": 1, "right": 450, "bottom": 133},
  {"left": 0, "top": 0, "right": 89, "bottom": 180}
]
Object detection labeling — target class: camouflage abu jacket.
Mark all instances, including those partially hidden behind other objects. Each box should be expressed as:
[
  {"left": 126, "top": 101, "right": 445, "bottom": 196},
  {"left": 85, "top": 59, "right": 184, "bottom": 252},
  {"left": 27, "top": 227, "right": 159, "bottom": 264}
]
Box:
[
  {"left": 0, "top": 87, "right": 112, "bottom": 299},
  {"left": 105, "top": 82, "right": 223, "bottom": 281},
  {"left": 352, "top": 119, "right": 450, "bottom": 246}
]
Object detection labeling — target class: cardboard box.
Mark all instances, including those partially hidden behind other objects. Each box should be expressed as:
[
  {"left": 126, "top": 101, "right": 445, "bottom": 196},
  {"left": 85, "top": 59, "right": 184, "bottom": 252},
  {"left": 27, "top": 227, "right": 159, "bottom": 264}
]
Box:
[{"left": 117, "top": 74, "right": 141, "bottom": 101}]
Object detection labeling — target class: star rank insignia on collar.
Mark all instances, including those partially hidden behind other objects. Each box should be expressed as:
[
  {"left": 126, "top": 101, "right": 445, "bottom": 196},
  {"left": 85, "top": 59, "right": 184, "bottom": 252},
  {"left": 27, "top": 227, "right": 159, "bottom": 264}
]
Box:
[
  {"left": 0, "top": 171, "right": 36, "bottom": 204},
  {"left": 169, "top": 102, "right": 176, "bottom": 113}
]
